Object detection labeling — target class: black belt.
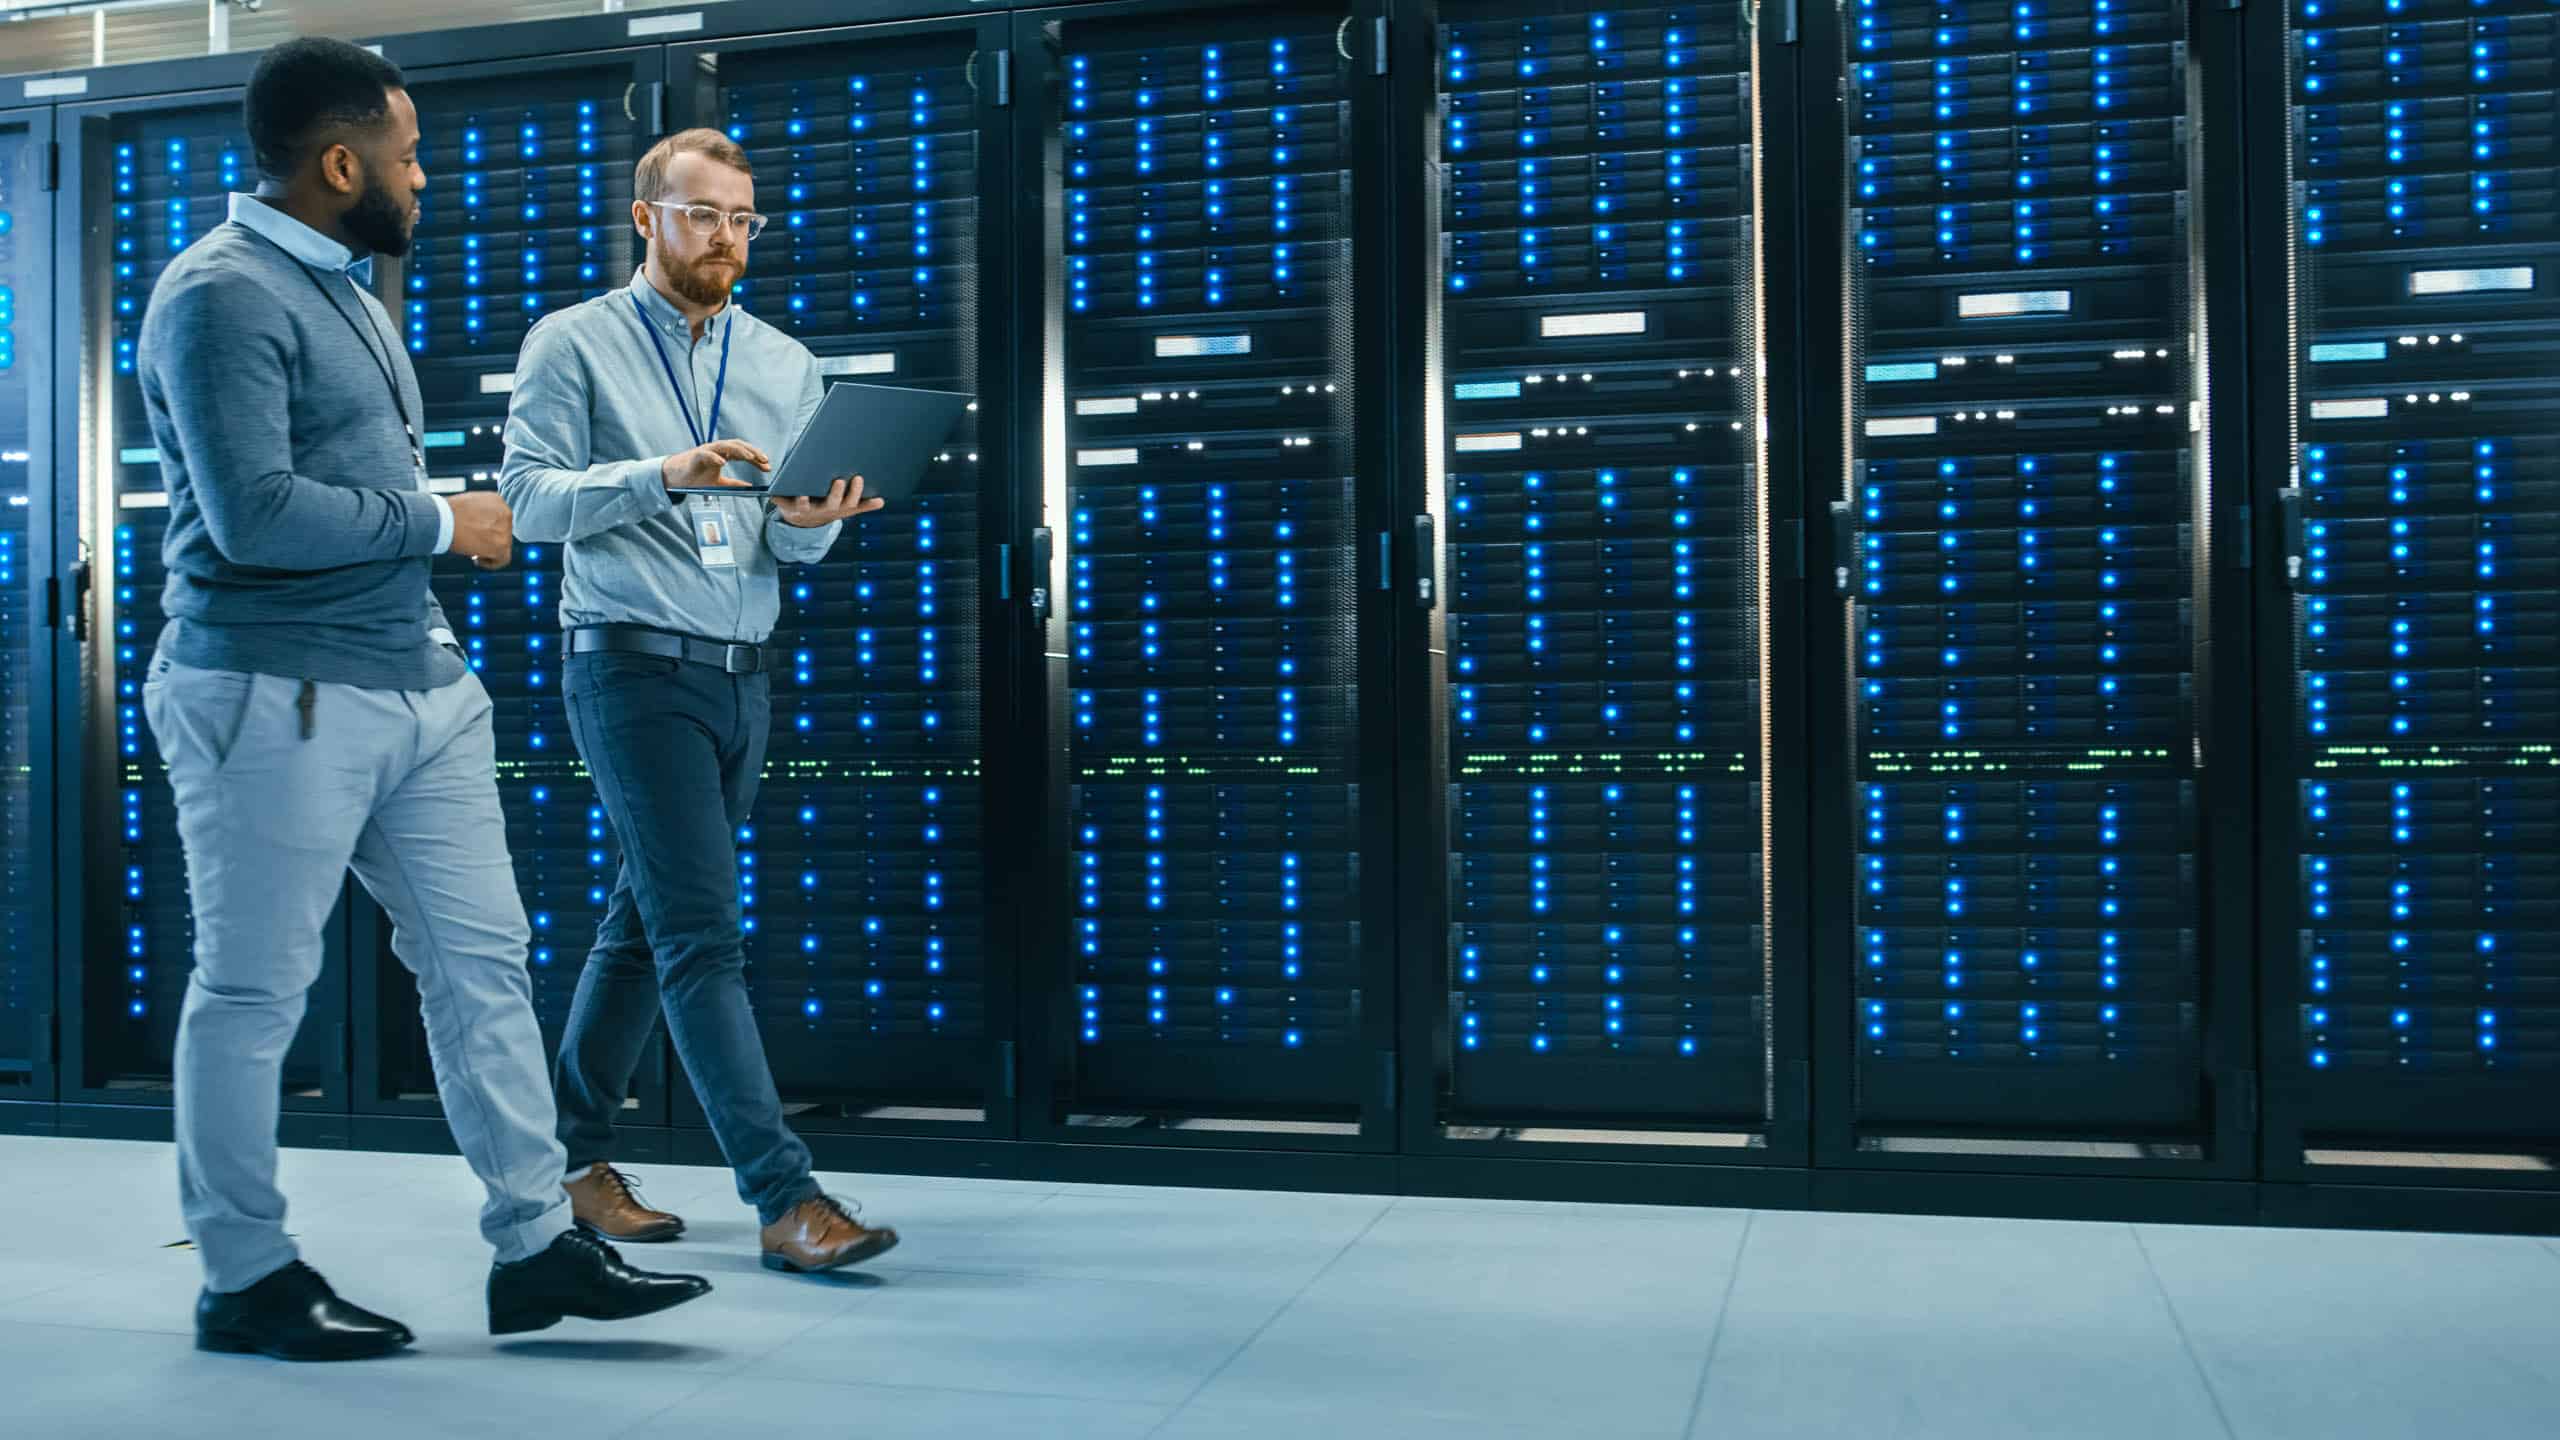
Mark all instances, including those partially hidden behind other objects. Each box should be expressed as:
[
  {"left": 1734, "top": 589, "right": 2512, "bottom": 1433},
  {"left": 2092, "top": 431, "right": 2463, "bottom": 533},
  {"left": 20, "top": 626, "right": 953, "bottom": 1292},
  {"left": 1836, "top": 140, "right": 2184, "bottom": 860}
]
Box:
[{"left": 566, "top": 625, "right": 772, "bottom": 675}]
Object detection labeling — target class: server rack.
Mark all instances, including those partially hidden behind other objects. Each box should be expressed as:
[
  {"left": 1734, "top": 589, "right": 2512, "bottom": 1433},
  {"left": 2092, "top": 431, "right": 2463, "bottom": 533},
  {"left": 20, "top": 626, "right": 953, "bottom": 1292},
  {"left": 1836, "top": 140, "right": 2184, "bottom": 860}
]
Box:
[
  {"left": 52, "top": 89, "right": 354, "bottom": 1132},
  {"left": 2249, "top": 0, "right": 2560, "bottom": 1189},
  {"left": 350, "top": 48, "right": 669, "bottom": 1132},
  {"left": 660, "top": 5, "right": 1021, "bottom": 1146},
  {"left": 0, "top": 106, "right": 53, "bottom": 1107},
  {"left": 1014, "top": 0, "right": 1404, "bottom": 1154},
  {"left": 1805, "top": 0, "right": 2252, "bottom": 1175},
  {"left": 1392, "top": 0, "right": 1811, "bottom": 1179}
]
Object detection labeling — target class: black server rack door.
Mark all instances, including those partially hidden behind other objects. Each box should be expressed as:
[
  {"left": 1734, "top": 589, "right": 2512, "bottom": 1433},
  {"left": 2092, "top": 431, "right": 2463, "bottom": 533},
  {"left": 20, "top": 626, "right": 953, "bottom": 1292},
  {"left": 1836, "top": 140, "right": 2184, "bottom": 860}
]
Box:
[
  {"left": 669, "top": 24, "right": 1001, "bottom": 1127},
  {"left": 70, "top": 99, "right": 347, "bottom": 1109},
  {"left": 2271, "top": 0, "right": 2560, "bottom": 1174},
  {"left": 1421, "top": 1, "right": 1777, "bottom": 1144},
  {"left": 1829, "top": 0, "right": 2218, "bottom": 1146},
  {"left": 1033, "top": 6, "right": 1378, "bottom": 1128},
  {"left": 370, "top": 61, "right": 652, "bottom": 1113},
  {"left": 0, "top": 114, "right": 43, "bottom": 1098}
]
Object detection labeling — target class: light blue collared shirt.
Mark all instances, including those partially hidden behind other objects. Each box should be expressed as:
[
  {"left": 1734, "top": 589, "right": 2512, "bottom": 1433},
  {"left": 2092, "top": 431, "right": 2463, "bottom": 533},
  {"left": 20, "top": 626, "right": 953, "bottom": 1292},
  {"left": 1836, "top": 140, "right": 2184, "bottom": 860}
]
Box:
[
  {"left": 225, "top": 194, "right": 457, "bottom": 650},
  {"left": 498, "top": 270, "right": 841, "bottom": 644}
]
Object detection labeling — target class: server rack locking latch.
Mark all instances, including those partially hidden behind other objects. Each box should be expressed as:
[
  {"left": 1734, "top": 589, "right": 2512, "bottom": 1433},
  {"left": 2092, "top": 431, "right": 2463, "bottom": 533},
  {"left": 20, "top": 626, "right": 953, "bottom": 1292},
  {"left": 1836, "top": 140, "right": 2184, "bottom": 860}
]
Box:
[
  {"left": 44, "top": 139, "right": 62, "bottom": 192},
  {"left": 1771, "top": 0, "right": 1802, "bottom": 44},
  {"left": 71, "top": 552, "right": 93, "bottom": 644},
  {"left": 998, "top": 1041, "right": 1018, "bottom": 1101},
  {"left": 1028, "top": 527, "right": 1054, "bottom": 622},
  {"left": 1376, "top": 1050, "right": 1397, "bottom": 1112},
  {"left": 993, "top": 50, "right": 1013, "bottom": 109},
  {"left": 997, "top": 541, "right": 1014, "bottom": 602},
  {"left": 1371, "top": 18, "right": 1389, "bottom": 77},
  {"left": 2277, "top": 486, "right": 2306, "bottom": 587},
  {"left": 1375, "top": 531, "right": 1392, "bottom": 591},
  {"left": 1826, "top": 499, "right": 1856, "bottom": 594},
  {"left": 1411, "top": 514, "right": 1437, "bottom": 610}
]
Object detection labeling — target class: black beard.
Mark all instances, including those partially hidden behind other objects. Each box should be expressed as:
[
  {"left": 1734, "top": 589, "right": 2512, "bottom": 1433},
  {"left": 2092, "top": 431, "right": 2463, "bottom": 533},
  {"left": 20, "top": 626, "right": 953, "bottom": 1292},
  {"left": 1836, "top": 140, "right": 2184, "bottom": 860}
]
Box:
[{"left": 343, "top": 178, "right": 413, "bottom": 259}]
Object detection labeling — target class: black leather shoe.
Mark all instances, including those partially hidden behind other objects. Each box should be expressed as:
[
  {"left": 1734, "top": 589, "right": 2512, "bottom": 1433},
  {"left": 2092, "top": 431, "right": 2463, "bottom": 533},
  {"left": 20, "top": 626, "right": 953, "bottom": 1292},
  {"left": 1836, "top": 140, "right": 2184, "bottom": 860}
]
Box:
[
  {"left": 196, "top": 1261, "right": 415, "bottom": 1362},
  {"left": 487, "top": 1227, "right": 711, "bottom": 1336}
]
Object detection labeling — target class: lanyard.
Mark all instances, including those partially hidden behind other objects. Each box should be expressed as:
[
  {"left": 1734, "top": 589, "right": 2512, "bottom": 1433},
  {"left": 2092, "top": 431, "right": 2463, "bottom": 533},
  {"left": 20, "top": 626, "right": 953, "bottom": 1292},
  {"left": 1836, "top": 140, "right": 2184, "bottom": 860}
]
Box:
[
  {"left": 630, "top": 294, "right": 732, "bottom": 450},
  {"left": 284, "top": 247, "right": 419, "bottom": 468}
]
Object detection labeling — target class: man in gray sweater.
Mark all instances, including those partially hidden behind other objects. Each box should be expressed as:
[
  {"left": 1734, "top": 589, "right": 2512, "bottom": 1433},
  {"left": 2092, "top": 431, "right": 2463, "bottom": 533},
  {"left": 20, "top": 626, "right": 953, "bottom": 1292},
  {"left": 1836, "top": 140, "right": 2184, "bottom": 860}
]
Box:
[{"left": 138, "top": 36, "right": 707, "bottom": 1361}]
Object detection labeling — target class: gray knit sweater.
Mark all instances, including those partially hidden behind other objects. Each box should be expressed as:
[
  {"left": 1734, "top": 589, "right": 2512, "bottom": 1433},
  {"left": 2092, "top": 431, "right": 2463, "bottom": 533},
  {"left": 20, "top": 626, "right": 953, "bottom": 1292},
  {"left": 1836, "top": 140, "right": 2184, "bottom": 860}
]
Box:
[{"left": 137, "top": 220, "right": 463, "bottom": 691}]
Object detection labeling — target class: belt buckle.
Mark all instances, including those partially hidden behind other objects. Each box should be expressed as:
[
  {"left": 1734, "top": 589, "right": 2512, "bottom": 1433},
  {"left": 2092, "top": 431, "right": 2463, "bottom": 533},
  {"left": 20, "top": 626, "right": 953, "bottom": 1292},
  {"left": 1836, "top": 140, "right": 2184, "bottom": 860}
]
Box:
[{"left": 724, "top": 643, "right": 758, "bottom": 674}]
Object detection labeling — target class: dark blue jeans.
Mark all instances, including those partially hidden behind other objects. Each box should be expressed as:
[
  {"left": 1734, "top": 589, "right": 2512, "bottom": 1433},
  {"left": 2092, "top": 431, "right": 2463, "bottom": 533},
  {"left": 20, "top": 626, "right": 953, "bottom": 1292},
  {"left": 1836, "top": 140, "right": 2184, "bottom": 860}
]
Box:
[{"left": 555, "top": 651, "right": 818, "bottom": 1225}]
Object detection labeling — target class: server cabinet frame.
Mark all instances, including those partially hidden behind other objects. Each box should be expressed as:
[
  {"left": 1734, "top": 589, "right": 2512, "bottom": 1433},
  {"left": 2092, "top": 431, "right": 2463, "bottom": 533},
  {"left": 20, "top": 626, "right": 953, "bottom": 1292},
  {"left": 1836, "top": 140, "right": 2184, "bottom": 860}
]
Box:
[
  {"left": 2239, "top": 0, "right": 2560, "bottom": 1199},
  {"left": 1010, "top": 0, "right": 1407, "bottom": 1164},
  {"left": 1799, "top": 0, "right": 2258, "bottom": 1188},
  {"left": 343, "top": 44, "right": 678, "bottom": 1145},
  {"left": 2, "top": 103, "right": 59, "bottom": 1115},
  {"left": 655, "top": 6, "right": 1026, "bottom": 1155},
  {"left": 1382, "top": 0, "right": 1816, "bottom": 1191},
  {"left": 51, "top": 87, "right": 355, "bottom": 1140}
]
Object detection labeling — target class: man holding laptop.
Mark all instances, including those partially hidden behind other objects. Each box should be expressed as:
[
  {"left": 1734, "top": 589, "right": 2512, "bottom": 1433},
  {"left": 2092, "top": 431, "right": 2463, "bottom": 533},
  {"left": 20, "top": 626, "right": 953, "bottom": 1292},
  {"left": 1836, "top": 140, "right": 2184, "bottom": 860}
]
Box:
[{"left": 500, "top": 128, "right": 904, "bottom": 1274}]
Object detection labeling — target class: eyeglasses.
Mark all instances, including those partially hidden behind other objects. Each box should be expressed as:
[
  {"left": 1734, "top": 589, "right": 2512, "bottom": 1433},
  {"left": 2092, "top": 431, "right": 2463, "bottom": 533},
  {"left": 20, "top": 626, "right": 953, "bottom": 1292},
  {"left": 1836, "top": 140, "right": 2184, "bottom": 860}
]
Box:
[{"left": 645, "top": 199, "right": 769, "bottom": 242}]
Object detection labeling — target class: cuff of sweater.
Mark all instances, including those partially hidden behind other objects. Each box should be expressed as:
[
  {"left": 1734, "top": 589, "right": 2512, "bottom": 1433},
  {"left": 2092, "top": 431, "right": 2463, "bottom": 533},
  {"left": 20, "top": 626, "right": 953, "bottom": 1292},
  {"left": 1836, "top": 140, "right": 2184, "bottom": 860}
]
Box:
[{"left": 397, "top": 488, "right": 446, "bottom": 559}]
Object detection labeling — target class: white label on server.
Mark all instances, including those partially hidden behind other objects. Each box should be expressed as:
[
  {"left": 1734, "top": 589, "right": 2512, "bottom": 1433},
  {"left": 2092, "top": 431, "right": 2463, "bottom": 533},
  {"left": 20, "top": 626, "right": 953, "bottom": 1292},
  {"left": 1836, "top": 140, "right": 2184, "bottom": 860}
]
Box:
[
  {"left": 817, "top": 352, "right": 897, "bottom": 377},
  {"left": 2409, "top": 266, "right": 2534, "bottom": 296},
  {"left": 1077, "top": 448, "right": 1141, "bottom": 467},
  {"left": 1540, "top": 310, "right": 1647, "bottom": 338},
  {"left": 1958, "top": 289, "right": 2073, "bottom": 319},
  {"left": 426, "top": 477, "right": 470, "bottom": 495},
  {"left": 2310, "top": 398, "right": 2391, "bottom": 420},
  {"left": 120, "top": 492, "right": 170, "bottom": 510},
  {"left": 628, "top": 10, "right": 706, "bottom": 37},
  {"left": 1076, "top": 396, "right": 1141, "bottom": 416},
  {"left": 479, "top": 372, "right": 517, "bottom": 395},
  {"left": 1864, "top": 416, "right": 1941, "bottom": 437},
  {"left": 1155, "top": 334, "right": 1252, "bottom": 358},
  {"left": 119, "top": 447, "right": 160, "bottom": 466},
  {"left": 27, "top": 76, "right": 91, "bottom": 97},
  {"left": 1454, "top": 432, "right": 1526, "bottom": 452}
]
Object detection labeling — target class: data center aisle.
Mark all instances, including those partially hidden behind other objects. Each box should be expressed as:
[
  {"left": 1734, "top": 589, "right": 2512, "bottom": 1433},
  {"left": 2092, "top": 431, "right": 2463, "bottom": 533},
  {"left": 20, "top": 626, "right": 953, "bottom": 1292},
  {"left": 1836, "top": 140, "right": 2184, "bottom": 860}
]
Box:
[{"left": 0, "top": 1134, "right": 2554, "bottom": 1439}]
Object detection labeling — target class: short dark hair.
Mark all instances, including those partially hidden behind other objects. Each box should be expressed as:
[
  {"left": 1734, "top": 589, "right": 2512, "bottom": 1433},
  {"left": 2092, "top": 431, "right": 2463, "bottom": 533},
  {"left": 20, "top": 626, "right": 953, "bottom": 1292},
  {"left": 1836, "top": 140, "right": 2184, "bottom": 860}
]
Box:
[
  {"left": 635, "top": 128, "right": 753, "bottom": 203},
  {"left": 244, "top": 37, "right": 407, "bottom": 181}
]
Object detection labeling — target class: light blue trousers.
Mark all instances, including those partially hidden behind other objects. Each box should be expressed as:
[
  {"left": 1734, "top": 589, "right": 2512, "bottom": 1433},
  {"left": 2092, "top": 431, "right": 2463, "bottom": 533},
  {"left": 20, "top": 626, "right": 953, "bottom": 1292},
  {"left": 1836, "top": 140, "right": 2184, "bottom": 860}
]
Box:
[{"left": 144, "top": 650, "right": 574, "bottom": 1293}]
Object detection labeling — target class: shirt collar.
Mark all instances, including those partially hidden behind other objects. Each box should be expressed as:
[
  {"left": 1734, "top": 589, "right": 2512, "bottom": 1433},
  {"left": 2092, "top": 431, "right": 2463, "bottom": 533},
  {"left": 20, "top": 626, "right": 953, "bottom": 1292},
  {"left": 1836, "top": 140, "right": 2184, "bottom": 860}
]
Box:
[
  {"left": 630, "top": 267, "right": 730, "bottom": 340},
  {"left": 228, "top": 193, "right": 367, "bottom": 276}
]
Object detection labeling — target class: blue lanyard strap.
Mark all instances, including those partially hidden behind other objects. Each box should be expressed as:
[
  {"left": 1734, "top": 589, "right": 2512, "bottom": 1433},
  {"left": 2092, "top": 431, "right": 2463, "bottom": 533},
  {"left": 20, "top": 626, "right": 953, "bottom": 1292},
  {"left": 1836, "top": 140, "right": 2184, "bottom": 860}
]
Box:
[{"left": 630, "top": 293, "right": 733, "bottom": 450}]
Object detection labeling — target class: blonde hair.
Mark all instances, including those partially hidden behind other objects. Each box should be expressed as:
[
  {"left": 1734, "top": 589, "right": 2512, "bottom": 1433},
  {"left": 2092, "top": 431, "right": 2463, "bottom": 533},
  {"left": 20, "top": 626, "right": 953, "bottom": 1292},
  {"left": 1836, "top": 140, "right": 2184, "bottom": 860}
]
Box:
[{"left": 634, "top": 127, "right": 752, "bottom": 203}]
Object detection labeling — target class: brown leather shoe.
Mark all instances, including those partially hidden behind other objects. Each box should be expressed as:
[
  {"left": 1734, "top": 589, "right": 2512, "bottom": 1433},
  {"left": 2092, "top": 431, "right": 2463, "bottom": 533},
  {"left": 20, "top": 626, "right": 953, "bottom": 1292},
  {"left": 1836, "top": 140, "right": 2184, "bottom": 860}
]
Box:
[
  {"left": 760, "top": 1194, "right": 899, "bottom": 1274},
  {"left": 564, "top": 1163, "right": 684, "bottom": 1243}
]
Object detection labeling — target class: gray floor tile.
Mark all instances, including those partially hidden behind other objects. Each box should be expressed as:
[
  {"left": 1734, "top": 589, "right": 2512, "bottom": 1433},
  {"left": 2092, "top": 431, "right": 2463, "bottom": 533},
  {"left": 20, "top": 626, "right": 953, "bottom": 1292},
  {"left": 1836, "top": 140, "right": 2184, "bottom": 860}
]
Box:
[
  {"left": 744, "top": 1266, "right": 1290, "bottom": 1405},
  {"left": 1156, "top": 1397, "right": 1597, "bottom": 1440},
  {"left": 624, "top": 1372, "right": 1170, "bottom": 1438},
  {"left": 913, "top": 1187, "right": 1391, "bottom": 1293},
  {"left": 1691, "top": 1211, "right": 2231, "bottom": 1440},
  {"left": 2141, "top": 1222, "right": 2560, "bottom": 1440},
  {"left": 1186, "top": 1200, "right": 1743, "bottom": 1436}
]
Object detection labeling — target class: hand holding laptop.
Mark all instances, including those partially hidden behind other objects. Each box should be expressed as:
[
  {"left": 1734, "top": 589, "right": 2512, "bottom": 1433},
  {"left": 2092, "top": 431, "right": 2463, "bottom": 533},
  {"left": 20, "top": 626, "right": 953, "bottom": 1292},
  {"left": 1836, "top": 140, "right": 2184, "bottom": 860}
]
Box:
[{"left": 775, "top": 476, "right": 886, "bottom": 528}]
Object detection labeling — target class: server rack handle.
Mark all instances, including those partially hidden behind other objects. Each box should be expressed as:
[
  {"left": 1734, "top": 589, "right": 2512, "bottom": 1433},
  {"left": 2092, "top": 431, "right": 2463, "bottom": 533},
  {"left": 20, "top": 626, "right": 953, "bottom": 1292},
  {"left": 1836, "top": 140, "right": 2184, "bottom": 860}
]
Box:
[
  {"left": 1411, "top": 514, "right": 1437, "bottom": 611},
  {"left": 1028, "top": 526, "right": 1053, "bottom": 622},
  {"left": 1827, "top": 499, "right": 1855, "bottom": 595},
  {"left": 2277, "top": 486, "right": 2305, "bottom": 588},
  {"left": 72, "top": 543, "right": 93, "bottom": 644}
]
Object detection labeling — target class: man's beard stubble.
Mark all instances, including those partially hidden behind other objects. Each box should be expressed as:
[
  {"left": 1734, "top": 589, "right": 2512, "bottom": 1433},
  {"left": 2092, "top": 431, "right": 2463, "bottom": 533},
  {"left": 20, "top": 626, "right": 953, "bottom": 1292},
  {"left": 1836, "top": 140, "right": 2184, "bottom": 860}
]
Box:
[{"left": 344, "top": 177, "right": 414, "bottom": 259}]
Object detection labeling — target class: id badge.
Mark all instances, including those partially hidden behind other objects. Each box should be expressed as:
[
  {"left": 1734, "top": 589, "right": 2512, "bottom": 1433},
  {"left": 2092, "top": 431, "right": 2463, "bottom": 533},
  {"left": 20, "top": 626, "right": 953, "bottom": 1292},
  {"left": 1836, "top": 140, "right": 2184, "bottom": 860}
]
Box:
[{"left": 689, "top": 498, "right": 739, "bottom": 569}]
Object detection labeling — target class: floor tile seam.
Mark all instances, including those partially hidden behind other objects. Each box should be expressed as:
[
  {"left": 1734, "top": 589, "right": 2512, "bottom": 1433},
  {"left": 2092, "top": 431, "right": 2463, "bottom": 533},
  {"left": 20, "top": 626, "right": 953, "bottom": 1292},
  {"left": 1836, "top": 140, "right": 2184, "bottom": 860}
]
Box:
[
  {"left": 2128, "top": 1224, "right": 2245, "bottom": 1440},
  {"left": 1677, "top": 1209, "right": 1757, "bottom": 1440},
  {"left": 1142, "top": 1199, "right": 1398, "bottom": 1440}
]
